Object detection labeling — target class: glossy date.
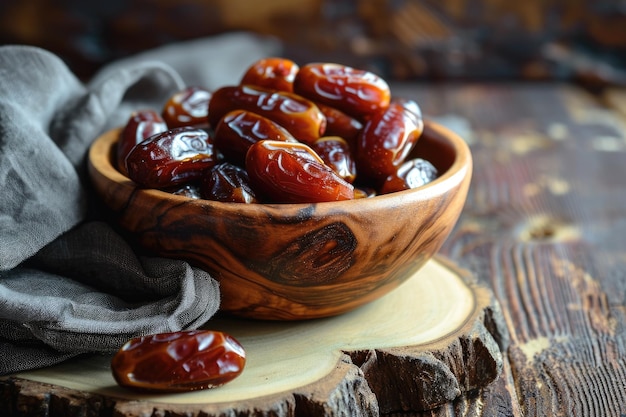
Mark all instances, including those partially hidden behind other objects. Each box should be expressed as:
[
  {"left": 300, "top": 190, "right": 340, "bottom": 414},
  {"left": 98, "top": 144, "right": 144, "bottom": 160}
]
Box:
[
  {"left": 241, "top": 57, "right": 299, "bottom": 92},
  {"left": 380, "top": 158, "right": 438, "bottom": 194},
  {"left": 246, "top": 140, "right": 354, "bottom": 203},
  {"left": 355, "top": 101, "right": 424, "bottom": 182},
  {"left": 316, "top": 103, "right": 363, "bottom": 145},
  {"left": 214, "top": 109, "right": 297, "bottom": 166},
  {"left": 293, "top": 63, "right": 390, "bottom": 120},
  {"left": 117, "top": 58, "right": 439, "bottom": 201},
  {"left": 117, "top": 109, "right": 168, "bottom": 175},
  {"left": 162, "top": 86, "right": 212, "bottom": 128},
  {"left": 125, "top": 127, "right": 218, "bottom": 189},
  {"left": 201, "top": 162, "right": 259, "bottom": 203},
  {"left": 111, "top": 330, "right": 246, "bottom": 392},
  {"left": 208, "top": 85, "right": 326, "bottom": 144},
  {"left": 311, "top": 136, "right": 357, "bottom": 184}
]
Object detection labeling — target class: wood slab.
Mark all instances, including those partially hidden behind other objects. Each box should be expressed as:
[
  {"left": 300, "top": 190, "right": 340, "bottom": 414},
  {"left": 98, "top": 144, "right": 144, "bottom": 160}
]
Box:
[
  {"left": 0, "top": 257, "right": 507, "bottom": 416},
  {"left": 396, "top": 83, "right": 626, "bottom": 416}
]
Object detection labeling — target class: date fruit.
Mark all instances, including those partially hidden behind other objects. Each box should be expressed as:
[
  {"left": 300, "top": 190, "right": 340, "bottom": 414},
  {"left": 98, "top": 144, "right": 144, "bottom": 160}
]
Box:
[
  {"left": 241, "top": 57, "right": 299, "bottom": 92},
  {"left": 125, "top": 127, "right": 218, "bottom": 189},
  {"left": 293, "top": 63, "right": 390, "bottom": 120},
  {"left": 311, "top": 136, "right": 357, "bottom": 184},
  {"left": 201, "top": 162, "right": 259, "bottom": 203},
  {"left": 171, "top": 184, "right": 202, "bottom": 199},
  {"left": 208, "top": 85, "right": 326, "bottom": 144},
  {"left": 379, "top": 158, "right": 438, "bottom": 194},
  {"left": 117, "top": 58, "right": 439, "bottom": 203},
  {"left": 214, "top": 109, "right": 297, "bottom": 166},
  {"left": 117, "top": 109, "right": 168, "bottom": 175},
  {"left": 394, "top": 97, "right": 423, "bottom": 120},
  {"left": 162, "top": 86, "right": 212, "bottom": 128},
  {"left": 355, "top": 101, "right": 424, "bottom": 182},
  {"left": 316, "top": 103, "right": 363, "bottom": 144},
  {"left": 246, "top": 140, "right": 354, "bottom": 203},
  {"left": 111, "top": 330, "right": 246, "bottom": 392}
]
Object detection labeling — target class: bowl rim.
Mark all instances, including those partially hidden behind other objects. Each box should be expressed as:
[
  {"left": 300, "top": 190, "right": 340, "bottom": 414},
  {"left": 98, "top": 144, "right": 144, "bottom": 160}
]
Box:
[{"left": 88, "top": 119, "right": 472, "bottom": 212}]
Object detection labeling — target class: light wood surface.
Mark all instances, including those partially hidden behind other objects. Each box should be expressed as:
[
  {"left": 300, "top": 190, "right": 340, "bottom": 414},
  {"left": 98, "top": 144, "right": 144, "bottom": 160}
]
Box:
[{"left": 2, "top": 258, "right": 506, "bottom": 415}]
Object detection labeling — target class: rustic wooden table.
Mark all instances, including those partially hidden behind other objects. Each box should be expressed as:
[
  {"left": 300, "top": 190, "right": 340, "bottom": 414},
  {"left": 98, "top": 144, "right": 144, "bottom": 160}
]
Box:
[
  {"left": 405, "top": 82, "right": 626, "bottom": 416},
  {"left": 3, "top": 82, "right": 626, "bottom": 416}
]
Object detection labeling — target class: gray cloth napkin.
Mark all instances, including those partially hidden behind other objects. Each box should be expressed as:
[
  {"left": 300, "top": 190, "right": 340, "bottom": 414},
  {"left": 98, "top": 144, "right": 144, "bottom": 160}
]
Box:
[{"left": 0, "top": 33, "right": 281, "bottom": 374}]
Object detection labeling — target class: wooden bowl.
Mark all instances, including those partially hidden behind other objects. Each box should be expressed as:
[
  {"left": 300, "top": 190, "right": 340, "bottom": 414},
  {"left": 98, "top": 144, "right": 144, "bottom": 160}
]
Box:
[{"left": 88, "top": 120, "right": 472, "bottom": 320}]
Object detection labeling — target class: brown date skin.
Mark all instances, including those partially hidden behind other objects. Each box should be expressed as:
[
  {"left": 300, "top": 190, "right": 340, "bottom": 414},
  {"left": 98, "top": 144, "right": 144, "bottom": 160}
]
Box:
[
  {"left": 201, "top": 162, "right": 259, "bottom": 203},
  {"left": 316, "top": 103, "right": 363, "bottom": 145},
  {"left": 393, "top": 97, "right": 423, "bottom": 120},
  {"left": 355, "top": 101, "right": 424, "bottom": 183},
  {"left": 246, "top": 140, "right": 354, "bottom": 203},
  {"left": 214, "top": 109, "right": 297, "bottom": 166},
  {"left": 379, "top": 158, "right": 438, "bottom": 194},
  {"left": 117, "top": 109, "right": 168, "bottom": 176},
  {"left": 125, "top": 127, "right": 218, "bottom": 189},
  {"left": 162, "top": 86, "right": 212, "bottom": 128},
  {"left": 111, "top": 330, "right": 246, "bottom": 393},
  {"left": 208, "top": 85, "right": 326, "bottom": 144},
  {"left": 293, "top": 63, "right": 391, "bottom": 121},
  {"left": 171, "top": 184, "right": 202, "bottom": 199},
  {"left": 240, "top": 57, "right": 299, "bottom": 92},
  {"left": 311, "top": 136, "right": 357, "bottom": 184}
]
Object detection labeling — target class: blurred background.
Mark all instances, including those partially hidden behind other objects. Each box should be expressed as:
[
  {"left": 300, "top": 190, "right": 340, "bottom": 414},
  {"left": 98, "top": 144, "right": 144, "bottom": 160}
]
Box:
[{"left": 1, "top": 0, "right": 625, "bottom": 89}]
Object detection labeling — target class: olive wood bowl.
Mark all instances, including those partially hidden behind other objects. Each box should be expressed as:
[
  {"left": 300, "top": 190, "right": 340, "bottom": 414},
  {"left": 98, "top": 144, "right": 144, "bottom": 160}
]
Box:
[{"left": 88, "top": 120, "right": 472, "bottom": 320}]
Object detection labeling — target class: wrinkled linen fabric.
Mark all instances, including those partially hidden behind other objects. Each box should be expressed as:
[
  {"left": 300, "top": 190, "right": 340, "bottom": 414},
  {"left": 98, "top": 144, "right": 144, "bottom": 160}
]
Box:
[{"left": 0, "top": 33, "right": 281, "bottom": 374}]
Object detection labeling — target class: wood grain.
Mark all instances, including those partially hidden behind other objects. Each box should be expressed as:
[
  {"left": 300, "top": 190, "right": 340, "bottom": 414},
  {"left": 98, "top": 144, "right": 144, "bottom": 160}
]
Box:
[
  {"left": 1, "top": 258, "right": 506, "bottom": 416},
  {"left": 88, "top": 121, "right": 472, "bottom": 320},
  {"left": 395, "top": 83, "right": 626, "bottom": 416},
  {"left": 6, "top": 82, "right": 624, "bottom": 416}
]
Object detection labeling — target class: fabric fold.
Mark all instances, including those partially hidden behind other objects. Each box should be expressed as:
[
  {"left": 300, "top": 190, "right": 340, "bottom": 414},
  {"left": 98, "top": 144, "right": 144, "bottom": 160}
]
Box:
[
  {"left": 0, "top": 33, "right": 281, "bottom": 374},
  {"left": 0, "top": 45, "right": 184, "bottom": 270}
]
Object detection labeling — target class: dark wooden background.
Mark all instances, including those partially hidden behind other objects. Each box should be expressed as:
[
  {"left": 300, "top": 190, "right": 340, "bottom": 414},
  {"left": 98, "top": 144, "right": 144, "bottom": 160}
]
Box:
[
  {"left": 2, "top": 1, "right": 626, "bottom": 415},
  {"left": 2, "top": 0, "right": 626, "bottom": 87},
  {"left": 406, "top": 82, "right": 626, "bottom": 416}
]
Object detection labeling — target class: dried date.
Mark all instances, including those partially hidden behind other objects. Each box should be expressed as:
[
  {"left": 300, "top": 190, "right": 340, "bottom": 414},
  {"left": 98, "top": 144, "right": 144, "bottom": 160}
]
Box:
[
  {"left": 293, "top": 63, "right": 390, "bottom": 120},
  {"left": 201, "top": 162, "right": 259, "bottom": 203},
  {"left": 171, "top": 184, "right": 202, "bottom": 199},
  {"left": 208, "top": 85, "right": 326, "bottom": 144},
  {"left": 311, "top": 136, "right": 357, "bottom": 184},
  {"left": 125, "top": 127, "right": 218, "bottom": 189},
  {"left": 111, "top": 330, "right": 246, "bottom": 392},
  {"left": 246, "top": 140, "right": 354, "bottom": 203},
  {"left": 162, "top": 86, "right": 212, "bottom": 128},
  {"left": 316, "top": 103, "right": 363, "bottom": 145},
  {"left": 214, "top": 109, "right": 297, "bottom": 166},
  {"left": 117, "top": 109, "right": 168, "bottom": 175},
  {"left": 393, "top": 97, "right": 423, "bottom": 119},
  {"left": 119, "top": 59, "right": 438, "bottom": 203},
  {"left": 355, "top": 101, "right": 424, "bottom": 183},
  {"left": 379, "top": 158, "right": 438, "bottom": 194},
  {"left": 241, "top": 57, "right": 299, "bottom": 92}
]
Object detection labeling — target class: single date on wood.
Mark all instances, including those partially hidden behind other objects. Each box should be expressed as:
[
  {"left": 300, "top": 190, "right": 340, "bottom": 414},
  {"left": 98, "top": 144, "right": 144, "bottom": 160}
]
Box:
[
  {"left": 111, "top": 330, "right": 246, "bottom": 392},
  {"left": 0, "top": 257, "right": 507, "bottom": 417}
]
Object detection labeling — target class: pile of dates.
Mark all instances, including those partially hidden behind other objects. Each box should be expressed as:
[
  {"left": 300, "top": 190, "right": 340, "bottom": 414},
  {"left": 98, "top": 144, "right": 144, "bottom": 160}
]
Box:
[{"left": 118, "top": 57, "right": 438, "bottom": 204}]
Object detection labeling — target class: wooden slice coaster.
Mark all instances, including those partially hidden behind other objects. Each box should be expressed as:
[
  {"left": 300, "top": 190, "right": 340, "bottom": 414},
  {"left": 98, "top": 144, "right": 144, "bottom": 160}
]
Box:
[{"left": 1, "top": 257, "right": 508, "bottom": 416}]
